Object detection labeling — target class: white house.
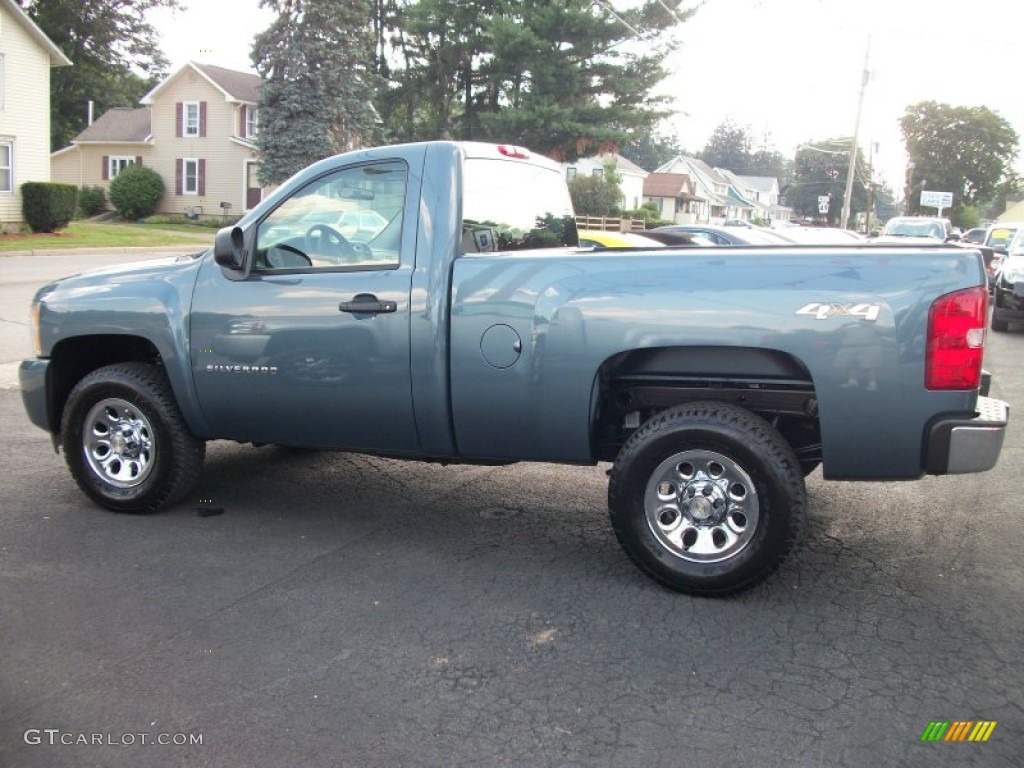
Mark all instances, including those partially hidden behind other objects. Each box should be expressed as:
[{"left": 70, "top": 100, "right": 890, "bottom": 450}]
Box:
[
  {"left": 562, "top": 153, "right": 648, "bottom": 212},
  {"left": 0, "top": 0, "right": 72, "bottom": 230}
]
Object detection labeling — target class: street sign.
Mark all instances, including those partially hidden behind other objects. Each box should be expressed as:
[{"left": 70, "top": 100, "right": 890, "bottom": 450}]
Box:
[
  {"left": 920, "top": 190, "right": 953, "bottom": 208},
  {"left": 818, "top": 195, "right": 830, "bottom": 214}
]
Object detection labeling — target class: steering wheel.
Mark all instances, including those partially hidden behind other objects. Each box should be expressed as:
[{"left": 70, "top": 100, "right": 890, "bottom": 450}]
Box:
[{"left": 305, "top": 223, "right": 355, "bottom": 262}]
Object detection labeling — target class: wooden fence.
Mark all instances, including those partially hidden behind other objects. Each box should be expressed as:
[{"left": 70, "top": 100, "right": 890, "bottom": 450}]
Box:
[{"left": 574, "top": 215, "right": 646, "bottom": 232}]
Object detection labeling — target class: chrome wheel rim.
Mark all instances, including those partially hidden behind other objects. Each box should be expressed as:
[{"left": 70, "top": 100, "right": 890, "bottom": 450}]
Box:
[
  {"left": 82, "top": 398, "right": 155, "bottom": 488},
  {"left": 644, "top": 449, "right": 760, "bottom": 563}
]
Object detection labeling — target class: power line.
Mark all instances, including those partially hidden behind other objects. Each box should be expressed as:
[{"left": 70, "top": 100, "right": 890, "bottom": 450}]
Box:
[{"left": 592, "top": 0, "right": 641, "bottom": 37}]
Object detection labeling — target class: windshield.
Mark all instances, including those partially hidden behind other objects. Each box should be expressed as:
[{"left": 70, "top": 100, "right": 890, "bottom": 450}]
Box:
[
  {"left": 1006, "top": 228, "right": 1024, "bottom": 257},
  {"left": 986, "top": 225, "right": 1020, "bottom": 249},
  {"left": 882, "top": 218, "right": 945, "bottom": 239},
  {"left": 462, "top": 158, "right": 577, "bottom": 251}
]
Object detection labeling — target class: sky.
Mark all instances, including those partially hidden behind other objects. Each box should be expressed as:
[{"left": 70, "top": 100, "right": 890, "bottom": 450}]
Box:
[{"left": 149, "top": 0, "right": 1024, "bottom": 194}]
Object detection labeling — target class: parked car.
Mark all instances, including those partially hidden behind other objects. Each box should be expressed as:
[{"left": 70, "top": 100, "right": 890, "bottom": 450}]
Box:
[
  {"left": 577, "top": 229, "right": 669, "bottom": 248},
  {"left": 990, "top": 227, "right": 1024, "bottom": 332},
  {"left": 962, "top": 227, "right": 987, "bottom": 245},
  {"left": 19, "top": 141, "right": 1009, "bottom": 597},
  {"left": 624, "top": 229, "right": 717, "bottom": 247},
  {"left": 874, "top": 216, "right": 957, "bottom": 243},
  {"left": 776, "top": 226, "right": 866, "bottom": 245},
  {"left": 650, "top": 224, "right": 794, "bottom": 246},
  {"left": 984, "top": 222, "right": 1023, "bottom": 255}
]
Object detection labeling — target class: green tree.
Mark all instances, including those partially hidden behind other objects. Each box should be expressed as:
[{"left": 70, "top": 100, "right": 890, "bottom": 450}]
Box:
[
  {"left": 253, "top": 0, "right": 385, "bottom": 185},
  {"left": 619, "top": 126, "right": 683, "bottom": 171},
  {"left": 380, "top": 0, "right": 691, "bottom": 160},
  {"left": 786, "top": 139, "right": 867, "bottom": 225},
  {"left": 747, "top": 148, "right": 792, "bottom": 185},
  {"left": 900, "top": 101, "right": 1019, "bottom": 219},
  {"left": 698, "top": 120, "right": 752, "bottom": 172},
  {"left": 23, "top": 0, "right": 178, "bottom": 151},
  {"left": 569, "top": 173, "right": 621, "bottom": 216}
]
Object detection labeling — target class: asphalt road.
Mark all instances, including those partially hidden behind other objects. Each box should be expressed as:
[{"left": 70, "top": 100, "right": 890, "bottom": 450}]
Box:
[{"left": 1, "top": 254, "right": 1022, "bottom": 767}]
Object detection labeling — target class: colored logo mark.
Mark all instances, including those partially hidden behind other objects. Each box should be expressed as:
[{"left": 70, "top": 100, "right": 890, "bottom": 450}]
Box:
[{"left": 920, "top": 721, "right": 997, "bottom": 742}]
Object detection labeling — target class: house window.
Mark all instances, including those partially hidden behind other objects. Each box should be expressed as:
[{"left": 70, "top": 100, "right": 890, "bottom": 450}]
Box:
[
  {"left": 184, "top": 102, "right": 200, "bottom": 137},
  {"left": 109, "top": 156, "right": 135, "bottom": 179},
  {"left": 245, "top": 107, "right": 258, "bottom": 139},
  {"left": 592, "top": 168, "right": 604, "bottom": 178},
  {"left": 183, "top": 158, "right": 199, "bottom": 194},
  {"left": 0, "top": 141, "right": 11, "bottom": 193},
  {"left": 566, "top": 167, "right": 577, "bottom": 180}
]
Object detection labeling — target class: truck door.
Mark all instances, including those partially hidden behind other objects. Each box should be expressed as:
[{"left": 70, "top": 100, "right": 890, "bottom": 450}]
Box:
[{"left": 189, "top": 159, "right": 420, "bottom": 453}]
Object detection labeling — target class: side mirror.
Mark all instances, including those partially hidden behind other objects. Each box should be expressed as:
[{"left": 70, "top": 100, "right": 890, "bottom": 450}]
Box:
[
  {"left": 214, "top": 226, "right": 246, "bottom": 269},
  {"left": 867, "top": 230, "right": 879, "bottom": 238},
  {"left": 945, "top": 233, "right": 961, "bottom": 242}
]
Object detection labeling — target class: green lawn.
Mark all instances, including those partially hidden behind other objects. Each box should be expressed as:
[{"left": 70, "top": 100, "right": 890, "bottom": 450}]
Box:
[{"left": 0, "top": 221, "right": 214, "bottom": 253}]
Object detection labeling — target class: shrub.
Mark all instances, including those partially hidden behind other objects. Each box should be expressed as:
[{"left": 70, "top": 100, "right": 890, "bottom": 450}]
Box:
[
  {"left": 77, "top": 185, "right": 107, "bottom": 217},
  {"left": 21, "top": 182, "right": 78, "bottom": 232},
  {"left": 108, "top": 165, "right": 164, "bottom": 219}
]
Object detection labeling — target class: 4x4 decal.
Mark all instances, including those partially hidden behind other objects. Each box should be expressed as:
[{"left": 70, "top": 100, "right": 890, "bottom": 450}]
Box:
[{"left": 796, "top": 302, "right": 882, "bottom": 321}]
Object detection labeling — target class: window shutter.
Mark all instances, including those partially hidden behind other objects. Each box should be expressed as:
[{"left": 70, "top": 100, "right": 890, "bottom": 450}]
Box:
[
  {"left": 135, "top": 156, "right": 142, "bottom": 166},
  {"left": 102, "top": 156, "right": 109, "bottom": 181},
  {"left": 175, "top": 159, "right": 182, "bottom": 196},
  {"left": 175, "top": 102, "right": 183, "bottom": 138},
  {"left": 239, "top": 106, "right": 246, "bottom": 137},
  {"left": 198, "top": 159, "right": 206, "bottom": 196},
  {"left": 199, "top": 102, "right": 207, "bottom": 138}
]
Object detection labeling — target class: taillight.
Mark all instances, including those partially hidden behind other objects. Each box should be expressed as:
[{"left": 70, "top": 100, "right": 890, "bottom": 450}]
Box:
[{"left": 925, "top": 286, "right": 987, "bottom": 390}]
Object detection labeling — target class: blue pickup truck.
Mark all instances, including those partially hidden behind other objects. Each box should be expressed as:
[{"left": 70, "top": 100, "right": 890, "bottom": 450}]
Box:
[{"left": 20, "top": 142, "right": 1009, "bottom": 595}]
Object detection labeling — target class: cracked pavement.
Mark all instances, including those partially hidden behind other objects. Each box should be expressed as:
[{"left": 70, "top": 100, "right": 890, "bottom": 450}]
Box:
[{"left": 0, "top": 257, "right": 1021, "bottom": 767}]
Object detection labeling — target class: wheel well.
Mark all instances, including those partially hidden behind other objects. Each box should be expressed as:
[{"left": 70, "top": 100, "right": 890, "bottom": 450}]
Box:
[
  {"left": 591, "top": 346, "right": 821, "bottom": 466},
  {"left": 48, "top": 335, "right": 162, "bottom": 434}
]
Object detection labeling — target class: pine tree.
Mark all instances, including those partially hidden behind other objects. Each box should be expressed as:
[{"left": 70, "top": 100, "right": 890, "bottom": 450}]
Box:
[
  {"left": 252, "top": 0, "right": 384, "bottom": 185},
  {"left": 381, "top": 0, "right": 689, "bottom": 160}
]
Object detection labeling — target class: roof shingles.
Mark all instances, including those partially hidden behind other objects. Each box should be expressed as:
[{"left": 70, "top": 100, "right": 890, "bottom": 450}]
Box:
[
  {"left": 192, "top": 62, "right": 261, "bottom": 103},
  {"left": 74, "top": 107, "right": 151, "bottom": 142}
]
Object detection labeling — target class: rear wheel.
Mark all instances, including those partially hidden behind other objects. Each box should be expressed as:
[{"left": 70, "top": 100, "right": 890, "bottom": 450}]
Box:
[
  {"left": 61, "top": 363, "right": 205, "bottom": 512},
  {"left": 608, "top": 402, "right": 805, "bottom": 596}
]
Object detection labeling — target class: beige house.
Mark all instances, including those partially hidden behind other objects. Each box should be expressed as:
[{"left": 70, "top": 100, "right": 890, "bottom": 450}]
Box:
[
  {"left": 642, "top": 173, "right": 703, "bottom": 224},
  {"left": 0, "top": 0, "right": 72, "bottom": 230},
  {"left": 51, "top": 62, "right": 267, "bottom": 219}
]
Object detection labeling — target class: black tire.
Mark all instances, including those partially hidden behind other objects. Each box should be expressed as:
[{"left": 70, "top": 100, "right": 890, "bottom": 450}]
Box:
[
  {"left": 991, "top": 312, "right": 1009, "bottom": 332},
  {"left": 61, "top": 363, "right": 205, "bottom": 513},
  {"left": 608, "top": 402, "right": 805, "bottom": 596}
]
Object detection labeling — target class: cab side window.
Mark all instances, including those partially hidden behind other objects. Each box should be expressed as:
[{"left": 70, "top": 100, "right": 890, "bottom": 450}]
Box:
[{"left": 255, "top": 161, "right": 407, "bottom": 271}]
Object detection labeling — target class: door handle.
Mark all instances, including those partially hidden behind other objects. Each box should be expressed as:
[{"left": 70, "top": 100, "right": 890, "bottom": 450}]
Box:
[{"left": 338, "top": 293, "right": 397, "bottom": 314}]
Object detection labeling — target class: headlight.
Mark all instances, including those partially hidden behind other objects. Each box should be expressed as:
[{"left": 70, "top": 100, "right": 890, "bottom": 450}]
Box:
[{"left": 30, "top": 301, "right": 42, "bottom": 356}]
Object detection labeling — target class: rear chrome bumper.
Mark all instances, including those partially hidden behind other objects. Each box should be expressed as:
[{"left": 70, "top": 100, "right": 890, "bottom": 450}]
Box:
[{"left": 925, "top": 397, "right": 1009, "bottom": 475}]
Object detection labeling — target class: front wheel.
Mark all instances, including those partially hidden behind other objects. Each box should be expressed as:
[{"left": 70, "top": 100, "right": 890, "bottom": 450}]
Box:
[
  {"left": 61, "top": 363, "right": 205, "bottom": 512},
  {"left": 608, "top": 402, "right": 806, "bottom": 596}
]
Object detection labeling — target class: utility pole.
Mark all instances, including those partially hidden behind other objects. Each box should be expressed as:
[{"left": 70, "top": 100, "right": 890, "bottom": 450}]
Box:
[
  {"left": 840, "top": 38, "right": 870, "bottom": 231},
  {"left": 864, "top": 141, "right": 878, "bottom": 234}
]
